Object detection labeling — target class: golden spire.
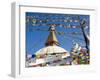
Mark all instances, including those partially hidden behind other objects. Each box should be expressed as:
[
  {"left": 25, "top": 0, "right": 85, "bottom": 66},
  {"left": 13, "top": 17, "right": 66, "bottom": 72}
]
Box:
[{"left": 45, "top": 25, "right": 59, "bottom": 46}]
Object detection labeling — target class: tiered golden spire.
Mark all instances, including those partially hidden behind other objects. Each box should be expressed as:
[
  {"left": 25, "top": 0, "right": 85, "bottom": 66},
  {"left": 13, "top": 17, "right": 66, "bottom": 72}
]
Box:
[{"left": 45, "top": 25, "right": 59, "bottom": 46}]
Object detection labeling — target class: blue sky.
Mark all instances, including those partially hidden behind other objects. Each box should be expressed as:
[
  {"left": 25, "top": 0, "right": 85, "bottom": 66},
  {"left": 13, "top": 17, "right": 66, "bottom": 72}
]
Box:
[{"left": 26, "top": 12, "right": 89, "bottom": 55}]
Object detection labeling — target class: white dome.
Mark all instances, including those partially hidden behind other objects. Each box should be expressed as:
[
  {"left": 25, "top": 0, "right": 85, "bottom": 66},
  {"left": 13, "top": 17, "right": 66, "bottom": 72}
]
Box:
[{"left": 35, "top": 45, "right": 69, "bottom": 55}]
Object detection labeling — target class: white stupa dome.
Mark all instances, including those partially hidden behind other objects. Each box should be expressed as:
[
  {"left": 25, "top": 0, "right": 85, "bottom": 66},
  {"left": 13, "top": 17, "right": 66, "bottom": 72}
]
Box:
[{"left": 35, "top": 45, "right": 69, "bottom": 56}]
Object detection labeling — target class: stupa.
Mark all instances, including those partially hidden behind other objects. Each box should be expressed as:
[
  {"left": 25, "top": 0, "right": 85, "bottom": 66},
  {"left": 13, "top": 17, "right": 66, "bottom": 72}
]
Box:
[{"left": 34, "top": 25, "right": 70, "bottom": 66}]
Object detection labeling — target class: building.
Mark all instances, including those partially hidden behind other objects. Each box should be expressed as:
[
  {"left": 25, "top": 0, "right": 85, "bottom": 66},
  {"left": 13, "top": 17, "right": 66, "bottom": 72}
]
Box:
[{"left": 27, "top": 25, "right": 70, "bottom": 67}]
